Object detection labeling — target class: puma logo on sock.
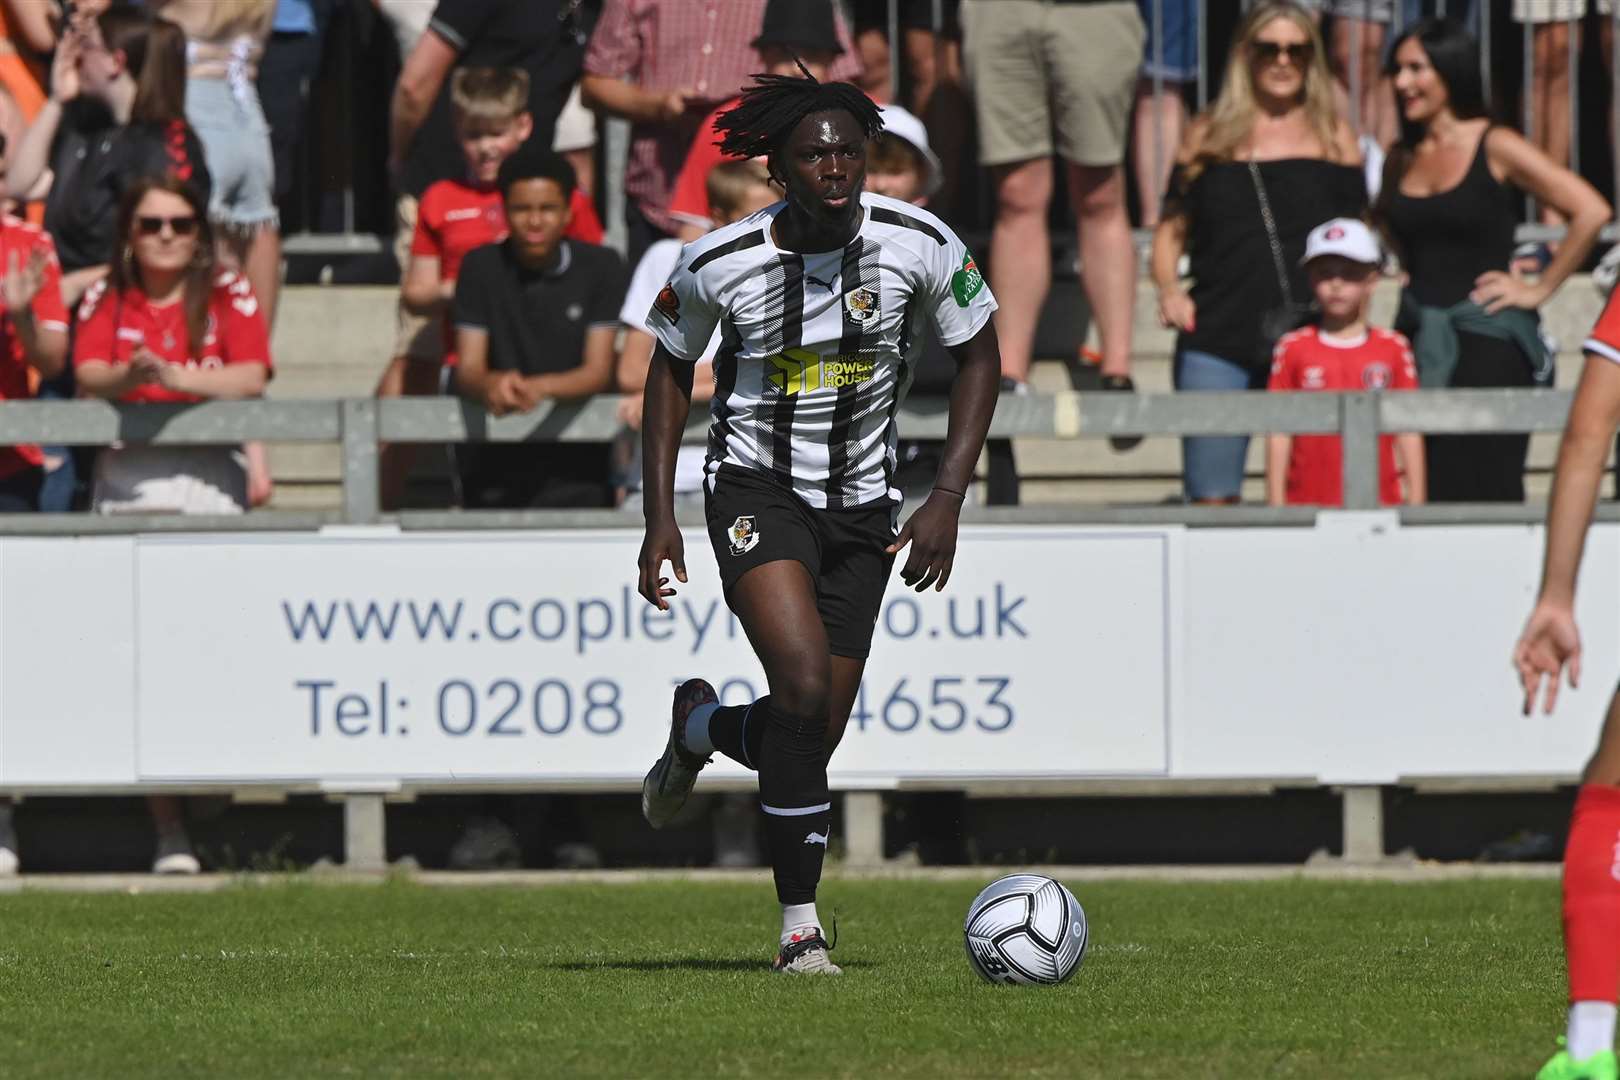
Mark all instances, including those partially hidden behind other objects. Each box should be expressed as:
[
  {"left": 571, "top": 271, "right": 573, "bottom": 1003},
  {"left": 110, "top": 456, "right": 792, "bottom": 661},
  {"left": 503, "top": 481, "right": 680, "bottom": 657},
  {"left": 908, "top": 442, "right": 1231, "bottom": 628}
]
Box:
[{"left": 804, "top": 831, "right": 829, "bottom": 846}]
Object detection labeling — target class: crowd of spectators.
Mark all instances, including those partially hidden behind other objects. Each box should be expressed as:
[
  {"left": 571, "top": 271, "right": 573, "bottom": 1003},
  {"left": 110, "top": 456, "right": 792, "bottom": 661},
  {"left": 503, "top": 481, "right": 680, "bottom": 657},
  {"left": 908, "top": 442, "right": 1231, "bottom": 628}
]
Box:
[{"left": 2, "top": 0, "right": 1620, "bottom": 871}]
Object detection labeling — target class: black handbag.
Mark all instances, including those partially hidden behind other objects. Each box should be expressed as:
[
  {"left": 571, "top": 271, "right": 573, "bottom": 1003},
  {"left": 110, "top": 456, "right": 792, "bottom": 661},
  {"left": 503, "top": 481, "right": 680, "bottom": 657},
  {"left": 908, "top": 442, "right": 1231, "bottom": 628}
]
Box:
[{"left": 1249, "top": 160, "right": 1314, "bottom": 370}]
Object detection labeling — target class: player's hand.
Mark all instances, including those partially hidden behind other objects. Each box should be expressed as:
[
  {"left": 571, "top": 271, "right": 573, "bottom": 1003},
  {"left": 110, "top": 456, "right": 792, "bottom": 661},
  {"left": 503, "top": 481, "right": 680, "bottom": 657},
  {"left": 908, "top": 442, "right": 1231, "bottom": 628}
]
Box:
[
  {"left": 637, "top": 515, "right": 687, "bottom": 611},
  {"left": 1157, "top": 287, "right": 1196, "bottom": 332},
  {"left": 886, "top": 489, "right": 963, "bottom": 593},
  {"left": 1471, "top": 270, "right": 1548, "bottom": 315},
  {"left": 1513, "top": 598, "right": 1582, "bottom": 716}
]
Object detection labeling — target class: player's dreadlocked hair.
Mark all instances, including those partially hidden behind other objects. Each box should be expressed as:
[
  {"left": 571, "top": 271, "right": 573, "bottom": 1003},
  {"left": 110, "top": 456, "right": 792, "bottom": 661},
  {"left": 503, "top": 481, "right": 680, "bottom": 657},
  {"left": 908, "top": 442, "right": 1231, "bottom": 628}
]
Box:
[{"left": 713, "top": 63, "right": 884, "bottom": 163}]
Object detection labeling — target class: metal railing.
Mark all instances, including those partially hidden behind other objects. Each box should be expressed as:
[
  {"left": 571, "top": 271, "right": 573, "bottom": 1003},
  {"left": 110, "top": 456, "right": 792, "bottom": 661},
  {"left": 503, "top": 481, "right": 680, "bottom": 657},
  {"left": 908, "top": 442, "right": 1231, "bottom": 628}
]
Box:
[{"left": 0, "top": 388, "right": 1602, "bottom": 534}]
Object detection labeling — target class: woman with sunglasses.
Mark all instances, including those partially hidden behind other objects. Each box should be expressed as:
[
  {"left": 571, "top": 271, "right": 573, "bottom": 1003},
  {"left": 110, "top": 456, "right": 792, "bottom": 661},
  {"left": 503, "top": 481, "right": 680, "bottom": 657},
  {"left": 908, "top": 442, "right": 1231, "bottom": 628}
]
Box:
[
  {"left": 69, "top": 175, "right": 269, "bottom": 875},
  {"left": 1380, "top": 18, "right": 1608, "bottom": 503},
  {"left": 1151, "top": 2, "right": 1364, "bottom": 505}
]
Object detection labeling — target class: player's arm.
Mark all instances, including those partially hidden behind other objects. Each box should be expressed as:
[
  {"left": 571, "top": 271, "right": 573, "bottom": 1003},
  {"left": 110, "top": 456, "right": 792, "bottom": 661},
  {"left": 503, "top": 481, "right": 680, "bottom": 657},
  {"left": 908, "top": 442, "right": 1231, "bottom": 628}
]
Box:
[
  {"left": 1265, "top": 434, "right": 1291, "bottom": 507},
  {"left": 888, "top": 320, "right": 1001, "bottom": 593},
  {"left": 1514, "top": 354, "right": 1620, "bottom": 714},
  {"left": 1395, "top": 433, "right": 1425, "bottom": 505},
  {"left": 637, "top": 340, "right": 696, "bottom": 610}
]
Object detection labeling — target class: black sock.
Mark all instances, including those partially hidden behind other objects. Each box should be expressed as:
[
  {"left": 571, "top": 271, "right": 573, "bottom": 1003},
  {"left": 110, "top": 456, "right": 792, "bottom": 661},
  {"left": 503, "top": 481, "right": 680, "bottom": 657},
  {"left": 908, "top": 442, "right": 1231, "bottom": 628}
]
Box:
[
  {"left": 707, "top": 702, "right": 766, "bottom": 769},
  {"left": 755, "top": 696, "right": 831, "bottom": 905}
]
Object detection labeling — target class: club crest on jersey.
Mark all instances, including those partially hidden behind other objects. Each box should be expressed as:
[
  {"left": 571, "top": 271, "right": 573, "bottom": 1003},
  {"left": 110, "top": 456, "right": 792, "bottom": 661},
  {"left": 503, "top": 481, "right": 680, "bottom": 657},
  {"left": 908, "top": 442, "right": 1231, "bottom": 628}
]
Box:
[
  {"left": 1362, "top": 362, "right": 1392, "bottom": 391},
  {"left": 728, "top": 515, "right": 759, "bottom": 556},
  {"left": 843, "top": 286, "right": 878, "bottom": 323},
  {"left": 654, "top": 283, "right": 680, "bottom": 326}
]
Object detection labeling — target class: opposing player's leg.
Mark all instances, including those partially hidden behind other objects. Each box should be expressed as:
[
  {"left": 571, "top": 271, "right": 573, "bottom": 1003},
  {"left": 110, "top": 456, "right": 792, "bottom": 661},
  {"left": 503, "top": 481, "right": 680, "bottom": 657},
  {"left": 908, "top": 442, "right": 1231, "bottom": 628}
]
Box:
[
  {"left": 721, "top": 559, "right": 841, "bottom": 974},
  {"left": 1543, "top": 689, "right": 1620, "bottom": 1080}
]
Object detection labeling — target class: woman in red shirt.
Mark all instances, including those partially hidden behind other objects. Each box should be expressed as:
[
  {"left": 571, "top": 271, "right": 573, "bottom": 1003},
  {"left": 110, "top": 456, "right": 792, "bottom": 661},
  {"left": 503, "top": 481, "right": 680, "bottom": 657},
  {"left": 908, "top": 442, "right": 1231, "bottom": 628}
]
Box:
[{"left": 75, "top": 175, "right": 270, "bottom": 517}]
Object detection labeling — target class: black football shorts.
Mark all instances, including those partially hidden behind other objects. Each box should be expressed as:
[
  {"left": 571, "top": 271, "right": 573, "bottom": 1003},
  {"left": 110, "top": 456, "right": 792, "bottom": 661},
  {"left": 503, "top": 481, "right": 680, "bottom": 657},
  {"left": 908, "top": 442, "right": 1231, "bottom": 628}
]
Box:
[{"left": 703, "top": 464, "right": 898, "bottom": 659}]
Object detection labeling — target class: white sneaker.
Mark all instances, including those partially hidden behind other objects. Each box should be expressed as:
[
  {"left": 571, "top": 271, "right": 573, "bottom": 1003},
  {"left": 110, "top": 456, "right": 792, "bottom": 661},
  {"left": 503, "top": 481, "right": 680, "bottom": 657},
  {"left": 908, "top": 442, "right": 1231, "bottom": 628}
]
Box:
[
  {"left": 0, "top": 845, "right": 17, "bottom": 877},
  {"left": 1596, "top": 244, "right": 1620, "bottom": 296},
  {"left": 773, "top": 927, "right": 842, "bottom": 975},
  {"left": 153, "top": 832, "right": 200, "bottom": 875},
  {"left": 641, "top": 678, "right": 717, "bottom": 829}
]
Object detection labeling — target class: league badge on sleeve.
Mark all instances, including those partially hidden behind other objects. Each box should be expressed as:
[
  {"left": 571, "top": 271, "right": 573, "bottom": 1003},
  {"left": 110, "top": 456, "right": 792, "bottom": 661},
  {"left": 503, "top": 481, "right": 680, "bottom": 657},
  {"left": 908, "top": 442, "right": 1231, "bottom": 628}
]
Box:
[
  {"left": 727, "top": 515, "right": 760, "bottom": 557},
  {"left": 951, "top": 251, "right": 985, "bottom": 307},
  {"left": 843, "top": 286, "right": 879, "bottom": 324},
  {"left": 654, "top": 283, "right": 681, "bottom": 326}
]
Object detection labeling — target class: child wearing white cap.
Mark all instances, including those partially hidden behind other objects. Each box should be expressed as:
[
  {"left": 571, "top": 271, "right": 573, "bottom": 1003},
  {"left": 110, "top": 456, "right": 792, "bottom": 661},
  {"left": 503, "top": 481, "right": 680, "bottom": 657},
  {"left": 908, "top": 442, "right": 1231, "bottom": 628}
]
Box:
[{"left": 1265, "top": 217, "right": 1427, "bottom": 508}]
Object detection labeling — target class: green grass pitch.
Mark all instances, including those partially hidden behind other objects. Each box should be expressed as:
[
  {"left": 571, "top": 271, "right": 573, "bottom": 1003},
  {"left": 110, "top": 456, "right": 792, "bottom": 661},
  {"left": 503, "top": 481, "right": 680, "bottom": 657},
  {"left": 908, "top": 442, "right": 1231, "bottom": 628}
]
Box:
[{"left": 0, "top": 876, "right": 1565, "bottom": 1077}]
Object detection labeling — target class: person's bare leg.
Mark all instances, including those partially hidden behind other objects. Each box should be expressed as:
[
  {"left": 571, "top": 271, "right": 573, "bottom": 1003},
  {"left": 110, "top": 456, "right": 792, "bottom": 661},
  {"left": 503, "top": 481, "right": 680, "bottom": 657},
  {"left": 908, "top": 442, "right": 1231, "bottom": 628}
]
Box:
[
  {"left": 1067, "top": 161, "right": 1135, "bottom": 380},
  {"left": 1540, "top": 20, "right": 1576, "bottom": 227},
  {"left": 564, "top": 147, "right": 595, "bottom": 200},
  {"left": 987, "top": 158, "right": 1053, "bottom": 384},
  {"left": 240, "top": 226, "right": 282, "bottom": 329},
  {"left": 1132, "top": 77, "right": 1187, "bottom": 228},
  {"left": 824, "top": 654, "right": 868, "bottom": 760}
]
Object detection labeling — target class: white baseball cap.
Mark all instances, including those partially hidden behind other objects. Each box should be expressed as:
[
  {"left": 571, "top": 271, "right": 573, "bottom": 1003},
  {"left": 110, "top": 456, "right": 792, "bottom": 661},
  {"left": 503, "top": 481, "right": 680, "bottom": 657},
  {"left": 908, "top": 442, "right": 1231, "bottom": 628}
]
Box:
[
  {"left": 875, "top": 105, "right": 943, "bottom": 198},
  {"left": 1300, "top": 217, "right": 1381, "bottom": 267}
]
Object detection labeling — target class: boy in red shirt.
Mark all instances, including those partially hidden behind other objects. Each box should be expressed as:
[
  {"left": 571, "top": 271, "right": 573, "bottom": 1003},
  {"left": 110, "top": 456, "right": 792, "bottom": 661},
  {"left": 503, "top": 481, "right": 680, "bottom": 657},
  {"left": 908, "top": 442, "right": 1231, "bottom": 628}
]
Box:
[{"left": 1266, "top": 218, "right": 1425, "bottom": 508}]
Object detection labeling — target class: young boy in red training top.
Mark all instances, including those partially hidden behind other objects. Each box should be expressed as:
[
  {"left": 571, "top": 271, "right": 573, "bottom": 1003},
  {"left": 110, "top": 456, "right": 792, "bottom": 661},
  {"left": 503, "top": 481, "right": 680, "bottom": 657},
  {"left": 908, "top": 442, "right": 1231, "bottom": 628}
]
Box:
[
  {"left": 1266, "top": 217, "right": 1426, "bottom": 508},
  {"left": 380, "top": 67, "right": 604, "bottom": 505}
]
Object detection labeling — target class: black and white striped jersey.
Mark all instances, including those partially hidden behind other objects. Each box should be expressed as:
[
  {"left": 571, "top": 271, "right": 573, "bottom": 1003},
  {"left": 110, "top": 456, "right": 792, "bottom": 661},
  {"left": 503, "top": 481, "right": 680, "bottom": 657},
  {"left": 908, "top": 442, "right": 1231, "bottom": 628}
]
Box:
[{"left": 646, "top": 192, "right": 997, "bottom": 509}]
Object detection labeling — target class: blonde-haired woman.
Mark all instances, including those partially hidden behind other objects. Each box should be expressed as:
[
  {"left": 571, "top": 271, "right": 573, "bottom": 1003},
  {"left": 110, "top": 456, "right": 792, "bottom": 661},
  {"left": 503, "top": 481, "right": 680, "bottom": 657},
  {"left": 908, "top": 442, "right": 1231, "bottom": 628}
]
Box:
[{"left": 1151, "top": 2, "right": 1366, "bottom": 504}]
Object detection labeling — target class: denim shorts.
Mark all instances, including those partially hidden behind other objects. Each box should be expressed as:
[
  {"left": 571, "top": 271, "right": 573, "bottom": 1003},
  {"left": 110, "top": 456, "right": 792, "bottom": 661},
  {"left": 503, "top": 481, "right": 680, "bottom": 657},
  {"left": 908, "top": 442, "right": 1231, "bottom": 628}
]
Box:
[
  {"left": 1137, "top": 0, "right": 1197, "bottom": 82},
  {"left": 185, "top": 77, "right": 278, "bottom": 231}
]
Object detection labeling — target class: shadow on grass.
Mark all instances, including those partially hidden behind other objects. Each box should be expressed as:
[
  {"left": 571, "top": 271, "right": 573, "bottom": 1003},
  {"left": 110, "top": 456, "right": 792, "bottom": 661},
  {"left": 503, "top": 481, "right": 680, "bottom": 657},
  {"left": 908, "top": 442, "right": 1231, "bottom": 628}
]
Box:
[{"left": 551, "top": 958, "right": 872, "bottom": 973}]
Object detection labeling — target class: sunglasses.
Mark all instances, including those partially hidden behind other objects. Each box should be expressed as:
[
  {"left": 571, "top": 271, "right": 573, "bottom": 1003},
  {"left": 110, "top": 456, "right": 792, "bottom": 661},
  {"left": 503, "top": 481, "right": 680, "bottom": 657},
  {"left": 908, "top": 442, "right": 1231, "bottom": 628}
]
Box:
[
  {"left": 1250, "top": 40, "right": 1313, "bottom": 64},
  {"left": 136, "top": 214, "right": 199, "bottom": 237}
]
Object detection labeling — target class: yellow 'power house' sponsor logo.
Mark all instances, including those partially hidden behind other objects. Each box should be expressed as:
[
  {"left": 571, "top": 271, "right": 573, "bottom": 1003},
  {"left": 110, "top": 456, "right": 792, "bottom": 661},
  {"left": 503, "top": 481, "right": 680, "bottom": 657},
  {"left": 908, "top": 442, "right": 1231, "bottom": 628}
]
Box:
[{"left": 767, "top": 348, "right": 877, "bottom": 394}]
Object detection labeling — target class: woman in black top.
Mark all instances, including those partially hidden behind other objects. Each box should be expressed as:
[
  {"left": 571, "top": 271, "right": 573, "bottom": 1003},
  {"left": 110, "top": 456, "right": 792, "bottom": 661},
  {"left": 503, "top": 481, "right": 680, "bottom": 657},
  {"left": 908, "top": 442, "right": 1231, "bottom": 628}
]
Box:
[
  {"left": 1152, "top": 2, "right": 1364, "bottom": 504},
  {"left": 1381, "top": 18, "right": 1606, "bottom": 503}
]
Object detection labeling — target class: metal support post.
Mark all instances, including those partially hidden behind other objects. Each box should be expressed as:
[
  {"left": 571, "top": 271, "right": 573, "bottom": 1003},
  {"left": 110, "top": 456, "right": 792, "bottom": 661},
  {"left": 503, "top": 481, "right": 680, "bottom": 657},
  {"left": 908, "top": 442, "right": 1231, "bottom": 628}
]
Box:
[
  {"left": 1341, "top": 785, "right": 1385, "bottom": 863},
  {"left": 844, "top": 791, "right": 884, "bottom": 867},
  {"left": 1339, "top": 393, "right": 1381, "bottom": 510},
  {"left": 340, "top": 398, "right": 380, "bottom": 525},
  {"left": 344, "top": 793, "right": 387, "bottom": 872}
]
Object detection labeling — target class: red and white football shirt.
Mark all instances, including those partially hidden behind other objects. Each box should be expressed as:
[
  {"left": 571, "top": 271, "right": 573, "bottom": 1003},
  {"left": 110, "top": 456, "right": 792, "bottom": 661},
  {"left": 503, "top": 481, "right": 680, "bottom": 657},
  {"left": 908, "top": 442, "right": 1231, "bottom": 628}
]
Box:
[
  {"left": 411, "top": 178, "right": 604, "bottom": 362},
  {"left": 0, "top": 215, "right": 68, "bottom": 478},
  {"left": 73, "top": 270, "right": 271, "bottom": 404},
  {"left": 1584, "top": 286, "right": 1620, "bottom": 366},
  {"left": 1267, "top": 325, "right": 1418, "bottom": 506}
]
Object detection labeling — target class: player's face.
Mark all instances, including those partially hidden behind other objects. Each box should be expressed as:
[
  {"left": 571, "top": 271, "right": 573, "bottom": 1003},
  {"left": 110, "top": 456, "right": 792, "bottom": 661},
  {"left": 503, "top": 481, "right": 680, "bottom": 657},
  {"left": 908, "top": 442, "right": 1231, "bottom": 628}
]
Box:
[
  {"left": 1246, "top": 16, "right": 1310, "bottom": 103},
  {"left": 1393, "top": 38, "right": 1447, "bottom": 125},
  {"left": 456, "top": 112, "right": 533, "bottom": 186},
  {"left": 504, "top": 177, "right": 572, "bottom": 263},
  {"left": 777, "top": 110, "right": 866, "bottom": 227},
  {"left": 1307, "top": 256, "right": 1377, "bottom": 321},
  {"left": 130, "top": 188, "right": 200, "bottom": 275}
]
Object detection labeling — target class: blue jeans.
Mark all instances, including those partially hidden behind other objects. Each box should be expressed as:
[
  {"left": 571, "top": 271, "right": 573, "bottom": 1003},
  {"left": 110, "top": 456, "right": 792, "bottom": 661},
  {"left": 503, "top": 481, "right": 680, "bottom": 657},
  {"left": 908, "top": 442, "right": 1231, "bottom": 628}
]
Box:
[
  {"left": 35, "top": 371, "right": 75, "bottom": 512},
  {"left": 1174, "top": 348, "right": 1257, "bottom": 502}
]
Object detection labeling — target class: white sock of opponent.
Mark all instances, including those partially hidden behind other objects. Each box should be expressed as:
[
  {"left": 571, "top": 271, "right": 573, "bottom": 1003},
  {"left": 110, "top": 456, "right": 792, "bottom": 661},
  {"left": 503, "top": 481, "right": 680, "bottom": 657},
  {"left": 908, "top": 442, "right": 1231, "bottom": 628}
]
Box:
[
  {"left": 781, "top": 902, "right": 821, "bottom": 945},
  {"left": 683, "top": 702, "right": 719, "bottom": 756},
  {"left": 1569, "top": 1001, "right": 1617, "bottom": 1061}
]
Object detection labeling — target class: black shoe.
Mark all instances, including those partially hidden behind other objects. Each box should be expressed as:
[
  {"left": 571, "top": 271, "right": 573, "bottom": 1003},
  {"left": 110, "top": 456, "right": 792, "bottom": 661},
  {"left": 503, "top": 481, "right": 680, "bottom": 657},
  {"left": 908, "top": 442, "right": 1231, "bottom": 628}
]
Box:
[{"left": 1100, "top": 374, "right": 1142, "bottom": 451}]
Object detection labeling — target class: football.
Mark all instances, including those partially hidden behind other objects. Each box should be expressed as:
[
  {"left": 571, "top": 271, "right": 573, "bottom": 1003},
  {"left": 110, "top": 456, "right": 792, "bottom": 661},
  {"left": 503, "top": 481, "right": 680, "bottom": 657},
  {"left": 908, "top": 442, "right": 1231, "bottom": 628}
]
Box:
[{"left": 963, "top": 874, "right": 1088, "bottom": 985}]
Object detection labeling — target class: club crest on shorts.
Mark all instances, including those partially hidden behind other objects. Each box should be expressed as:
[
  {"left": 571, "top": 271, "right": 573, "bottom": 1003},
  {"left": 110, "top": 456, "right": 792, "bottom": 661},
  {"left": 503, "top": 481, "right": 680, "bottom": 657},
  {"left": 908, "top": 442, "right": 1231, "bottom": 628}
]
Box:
[
  {"left": 727, "top": 515, "right": 759, "bottom": 556},
  {"left": 843, "top": 286, "right": 878, "bottom": 324},
  {"left": 654, "top": 283, "right": 680, "bottom": 326}
]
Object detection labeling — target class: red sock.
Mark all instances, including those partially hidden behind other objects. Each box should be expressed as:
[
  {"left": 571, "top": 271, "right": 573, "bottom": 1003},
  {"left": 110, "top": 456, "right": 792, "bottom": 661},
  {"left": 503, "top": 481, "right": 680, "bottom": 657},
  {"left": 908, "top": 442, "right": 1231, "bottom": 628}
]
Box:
[{"left": 1564, "top": 784, "right": 1620, "bottom": 1003}]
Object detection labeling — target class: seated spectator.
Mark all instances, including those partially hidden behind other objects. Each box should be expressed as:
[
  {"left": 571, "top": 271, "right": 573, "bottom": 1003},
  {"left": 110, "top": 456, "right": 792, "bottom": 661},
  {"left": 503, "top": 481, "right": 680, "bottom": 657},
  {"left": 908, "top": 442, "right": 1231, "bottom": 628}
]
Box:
[
  {"left": 581, "top": 0, "right": 860, "bottom": 263},
  {"left": 8, "top": 3, "right": 210, "bottom": 511},
  {"left": 616, "top": 158, "right": 779, "bottom": 513},
  {"left": 73, "top": 175, "right": 271, "bottom": 873},
  {"left": 1266, "top": 218, "right": 1424, "bottom": 507},
  {"left": 452, "top": 145, "right": 626, "bottom": 509},
  {"left": 664, "top": 0, "right": 851, "bottom": 243},
  {"left": 0, "top": 185, "right": 69, "bottom": 514},
  {"left": 380, "top": 67, "right": 602, "bottom": 508},
  {"left": 1151, "top": 3, "right": 1363, "bottom": 505}
]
